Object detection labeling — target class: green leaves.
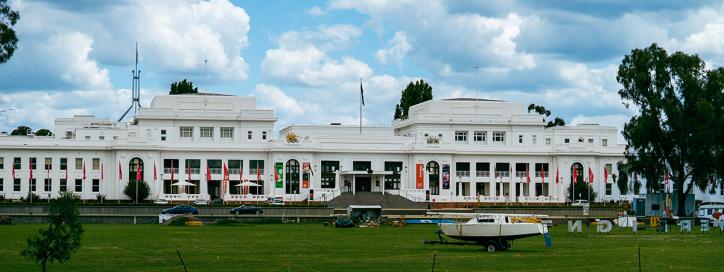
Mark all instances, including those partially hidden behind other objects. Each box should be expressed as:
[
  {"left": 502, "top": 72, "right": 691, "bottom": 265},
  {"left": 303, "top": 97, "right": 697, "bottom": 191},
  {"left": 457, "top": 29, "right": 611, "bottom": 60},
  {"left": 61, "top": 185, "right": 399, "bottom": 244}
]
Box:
[
  {"left": 393, "top": 79, "right": 433, "bottom": 120},
  {"left": 0, "top": 0, "right": 19, "bottom": 64},
  {"left": 169, "top": 79, "right": 198, "bottom": 95},
  {"left": 123, "top": 180, "right": 150, "bottom": 202}
]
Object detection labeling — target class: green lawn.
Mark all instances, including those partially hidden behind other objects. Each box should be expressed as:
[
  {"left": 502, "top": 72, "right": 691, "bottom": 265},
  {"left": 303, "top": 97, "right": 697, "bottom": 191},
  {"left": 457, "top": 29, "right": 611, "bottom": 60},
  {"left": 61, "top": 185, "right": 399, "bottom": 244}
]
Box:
[{"left": 1, "top": 223, "right": 722, "bottom": 271}]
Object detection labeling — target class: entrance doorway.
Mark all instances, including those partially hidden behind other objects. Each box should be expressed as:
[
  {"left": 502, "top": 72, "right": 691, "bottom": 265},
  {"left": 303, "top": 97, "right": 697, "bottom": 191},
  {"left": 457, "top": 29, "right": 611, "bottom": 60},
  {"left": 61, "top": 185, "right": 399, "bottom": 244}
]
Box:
[
  {"left": 208, "top": 180, "right": 220, "bottom": 200},
  {"left": 355, "top": 176, "right": 371, "bottom": 192}
]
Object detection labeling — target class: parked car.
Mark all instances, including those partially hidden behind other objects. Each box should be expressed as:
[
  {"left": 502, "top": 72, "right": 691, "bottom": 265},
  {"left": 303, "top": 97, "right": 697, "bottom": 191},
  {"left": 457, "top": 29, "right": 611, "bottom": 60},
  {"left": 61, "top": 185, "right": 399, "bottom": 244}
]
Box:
[
  {"left": 571, "top": 200, "right": 589, "bottom": 207},
  {"left": 194, "top": 199, "right": 209, "bottom": 205},
  {"left": 161, "top": 205, "right": 199, "bottom": 215},
  {"left": 230, "top": 205, "right": 263, "bottom": 215},
  {"left": 154, "top": 198, "right": 168, "bottom": 205}
]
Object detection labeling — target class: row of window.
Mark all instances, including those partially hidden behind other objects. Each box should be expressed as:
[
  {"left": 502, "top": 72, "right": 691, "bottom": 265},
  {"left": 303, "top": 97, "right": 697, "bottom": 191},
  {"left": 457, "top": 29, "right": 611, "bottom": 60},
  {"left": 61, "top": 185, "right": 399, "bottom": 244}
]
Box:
[
  {"left": 159, "top": 159, "right": 265, "bottom": 175},
  {"left": 0, "top": 157, "right": 101, "bottom": 170},
  {"left": 452, "top": 131, "right": 610, "bottom": 147},
  {"left": 176, "top": 127, "right": 267, "bottom": 141},
  {"left": 0, "top": 178, "right": 100, "bottom": 193}
]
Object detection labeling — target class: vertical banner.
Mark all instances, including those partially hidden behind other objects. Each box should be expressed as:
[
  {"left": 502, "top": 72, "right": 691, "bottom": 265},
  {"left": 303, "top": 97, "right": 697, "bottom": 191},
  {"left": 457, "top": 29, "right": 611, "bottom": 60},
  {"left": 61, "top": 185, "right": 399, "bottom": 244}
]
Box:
[
  {"left": 275, "top": 162, "right": 284, "bottom": 188},
  {"left": 442, "top": 164, "right": 450, "bottom": 190},
  {"left": 223, "top": 163, "right": 229, "bottom": 194},
  {"left": 415, "top": 164, "right": 424, "bottom": 189},
  {"left": 302, "top": 162, "right": 310, "bottom": 189}
]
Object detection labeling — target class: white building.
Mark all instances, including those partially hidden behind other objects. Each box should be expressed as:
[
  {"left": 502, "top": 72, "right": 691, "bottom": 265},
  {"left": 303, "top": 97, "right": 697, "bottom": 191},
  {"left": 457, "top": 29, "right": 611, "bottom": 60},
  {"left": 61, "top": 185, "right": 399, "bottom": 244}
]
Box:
[{"left": 3, "top": 93, "right": 714, "bottom": 204}]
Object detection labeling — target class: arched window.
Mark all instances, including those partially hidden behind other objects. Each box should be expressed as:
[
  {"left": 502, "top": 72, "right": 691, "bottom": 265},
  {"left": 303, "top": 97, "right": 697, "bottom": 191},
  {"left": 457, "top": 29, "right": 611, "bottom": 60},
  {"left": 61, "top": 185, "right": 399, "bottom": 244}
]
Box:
[
  {"left": 427, "top": 161, "right": 440, "bottom": 195},
  {"left": 129, "top": 157, "right": 144, "bottom": 182},
  {"left": 286, "top": 159, "right": 300, "bottom": 194},
  {"left": 569, "top": 162, "right": 584, "bottom": 201}
]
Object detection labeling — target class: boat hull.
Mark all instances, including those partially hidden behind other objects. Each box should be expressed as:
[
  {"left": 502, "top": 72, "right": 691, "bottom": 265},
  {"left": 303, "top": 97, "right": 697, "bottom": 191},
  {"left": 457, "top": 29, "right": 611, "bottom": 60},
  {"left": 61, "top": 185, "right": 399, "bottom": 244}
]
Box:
[{"left": 439, "top": 222, "right": 545, "bottom": 242}]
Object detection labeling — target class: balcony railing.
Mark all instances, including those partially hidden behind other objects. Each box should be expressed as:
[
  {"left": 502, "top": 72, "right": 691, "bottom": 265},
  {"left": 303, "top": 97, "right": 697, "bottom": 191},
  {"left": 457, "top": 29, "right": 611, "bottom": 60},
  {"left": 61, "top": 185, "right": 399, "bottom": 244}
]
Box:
[
  {"left": 185, "top": 168, "right": 200, "bottom": 174},
  {"left": 534, "top": 172, "right": 549, "bottom": 177},
  {"left": 229, "top": 168, "right": 242, "bottom": 175},
  {"left": 455, "top": 170, "right": 470, "bottom": 177},
  {"left": 163, "top": 168, "right": 179, "bottom": 174},
  {"left": 476, "top": 170, "right": 490, "bottom": 177},
  {"left": 248, "top": 169, "right": 265, "bottom": 176},
  {"left": 210, "top": 168, "right": 222, "bottom": 174},
  {"left": 515, "top": 171, "right": 527, "bottom": 177},
  {"left": 494, "top": 171, "right": 510, "bottom": 177}
]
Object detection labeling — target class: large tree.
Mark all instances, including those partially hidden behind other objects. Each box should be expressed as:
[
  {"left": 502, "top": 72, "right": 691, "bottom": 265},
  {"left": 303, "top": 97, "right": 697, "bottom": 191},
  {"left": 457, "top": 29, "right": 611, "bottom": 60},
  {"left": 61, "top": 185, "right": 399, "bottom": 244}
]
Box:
[
  {"left": 617, "top": 43, "right": 723, "bottom": 216},
  {"left": 35, "top": 129, "right": 53, "bottom": 136},
  {"left": 169, "top": 79, "right": 198, "bottom": 95},
  {"left": 526, "top": 103, "right": 566, "bottom": 128},
  {"left": 10, "top": 125, "right": 31, "bottom": 135},
  {"left": 123, "top": 180, "right": 150, "bottom": 203},
  {"left": 0, "top": 0, "right": 19, "bottom": 64},
  {"left": 393, "top": 79, "right": 433, "bottom": 120},
  {"left": 21, "top": 192, "right": 83, "bottom": 272}
]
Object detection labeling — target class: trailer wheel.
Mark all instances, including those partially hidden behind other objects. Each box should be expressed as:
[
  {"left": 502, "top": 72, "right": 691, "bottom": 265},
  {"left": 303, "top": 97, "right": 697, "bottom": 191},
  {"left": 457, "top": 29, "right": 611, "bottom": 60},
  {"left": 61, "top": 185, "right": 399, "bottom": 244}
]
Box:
[{"left": 486, "top": 243, "right": 496, "bottom": 253}]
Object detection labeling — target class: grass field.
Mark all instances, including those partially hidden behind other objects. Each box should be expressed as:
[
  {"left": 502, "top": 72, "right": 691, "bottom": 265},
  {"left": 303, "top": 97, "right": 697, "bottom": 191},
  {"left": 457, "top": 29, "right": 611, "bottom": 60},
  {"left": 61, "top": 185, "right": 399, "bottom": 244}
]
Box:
[{"left": 1, "top": 222, "right": 722, "bottom": 271}]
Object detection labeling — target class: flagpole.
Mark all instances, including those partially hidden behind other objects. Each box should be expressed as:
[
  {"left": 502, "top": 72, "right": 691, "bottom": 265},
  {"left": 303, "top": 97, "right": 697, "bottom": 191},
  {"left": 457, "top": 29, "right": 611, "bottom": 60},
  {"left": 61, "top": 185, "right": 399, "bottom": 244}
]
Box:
[{"left": 359, "top": 77, "right": 362, "bottom": 135}]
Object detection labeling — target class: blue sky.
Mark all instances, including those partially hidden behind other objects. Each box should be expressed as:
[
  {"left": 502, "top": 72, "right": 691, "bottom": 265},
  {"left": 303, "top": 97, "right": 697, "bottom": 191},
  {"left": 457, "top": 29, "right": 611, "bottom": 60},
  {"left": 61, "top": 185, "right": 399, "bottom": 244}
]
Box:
[{"left": 0, "top": 0, "right": 723, "bottom": 135}]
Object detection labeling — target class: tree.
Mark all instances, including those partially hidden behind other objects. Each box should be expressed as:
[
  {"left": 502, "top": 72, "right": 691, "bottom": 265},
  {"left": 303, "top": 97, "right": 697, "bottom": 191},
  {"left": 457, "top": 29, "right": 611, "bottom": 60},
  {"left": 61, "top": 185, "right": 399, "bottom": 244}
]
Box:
[
  {"left": 169, "top": 79, "right": 198, "bottom": 95},
  {"left": 123, "top": 180, "right": 150, "bottom": 202},
  {"left": 566, "top": 181, "right": 597, "bottom": 203},
  {"left": 21, "top": 192, "right": 83, "bottom": 272},
  {"left": 10, "top": 125, "right": 31, "bottom": 135},
  {"left": 616, "top": 162, "right": 629, "bottom": 196},
  {"left": 35, "top": 129, "right": 53, "bottom": 136},
  {"left": 527, "top": 103, "right": 566, "bottom": 128},
  {"left": 0, "top": 0, "right": 19, "bottom": 64},
  {"left": 393, "top": 79, "right": 433, "bottom": 120},
  {"left": 617, "top": 43, "right": 724, "bottom": 216},
  {"left": 393, "top": 104, "right": 402, "bottom": 120}
]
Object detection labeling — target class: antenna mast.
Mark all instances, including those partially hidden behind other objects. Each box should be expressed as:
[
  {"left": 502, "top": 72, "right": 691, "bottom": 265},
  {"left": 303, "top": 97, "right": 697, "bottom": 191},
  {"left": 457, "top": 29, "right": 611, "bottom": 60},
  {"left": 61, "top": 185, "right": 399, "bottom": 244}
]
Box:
[{"left": 118, "top": 42, "right": 142, "bottom": 122}]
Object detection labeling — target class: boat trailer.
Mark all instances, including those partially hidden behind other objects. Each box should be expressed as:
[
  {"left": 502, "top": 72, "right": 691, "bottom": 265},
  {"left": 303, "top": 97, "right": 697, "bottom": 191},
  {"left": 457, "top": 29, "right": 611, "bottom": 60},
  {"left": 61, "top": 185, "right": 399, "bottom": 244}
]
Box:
[{"left": 423, "top": 230, "right": 511, "bottom": 252}]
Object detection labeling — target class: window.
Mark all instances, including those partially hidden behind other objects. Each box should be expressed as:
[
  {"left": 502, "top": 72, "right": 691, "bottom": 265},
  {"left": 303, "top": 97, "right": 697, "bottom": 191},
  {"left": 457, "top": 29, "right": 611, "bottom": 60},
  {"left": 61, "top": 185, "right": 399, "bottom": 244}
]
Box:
[
  {"left": 249, "top": 160, "right": 265, "bottom": 177},
  {"left": 113, "top": 136, "right": 119, "bottom": 140},
  {"left": 30, "top": 179, "right": 36, "bottom": 192},
  {"left": 474, "top": 131, "right": 486, "bottom": 142},
  {"left": 605, "top": 164, "right": 613, "bottom": 176},
  {"left": 602, "top": 139, "right": 608, "bottom": 146},
  {"left": 247, "top": 131, "right": 252, "bottom": 140},
  {"left": 208, "top": 159, "right": 222, "bottom": 174},
  {"left": 221, "top": 127, "right": 234, "bottom": 139},
  {"left": 65, "top": 131, "right": 73, "bottom": 138},
  {"left": 578, "top": 137, "right": 584, "bottom": 143},
  {"left": 384, "top": 161, "right": 402, "bottom": 190},
  {"left": 93, "top": 158, "right": 100, "bottom": 170},
  {"left": 60, "top": 158, "right": 67, "bottom": 170},
  {"left": 353, "top": 161, "right": 372, "bottom": 171},
  {"left": 455, "top": 162, "right": 470, "bottom": 177},
  {"left": 546, "top": 138, "right": 551, "bottom": 145},
  {"left": 85, "top": 136, "right": 91, "bottom": 140},
  {"left": 427, "top": 162, "right": 440, "bottom": 195},
  {"left": 493, "top": 131, "right": 505, "bottom": 142},
  {"left": 14, "top": 178, "right": 20, "bottom": 192},
  {"left": 515, "top": 163, "right": 529, "bottom": 177},
  {"left": 605, "top": 183, "right": 612, "bottom": 196},
  {"left": 60, "top": 179, "right": 67, "bottom": 192},
  {"left": 92, "top": 179, "right": 100, "bottom": 192},
  {"left": 99, "top": 136, "right": 105, "bottom": 140},
  {"left": 532, "top": 135, "right": 537, "bottom": 145},
  {"left": 588, "top": 138, "right": 594, "bottom": 143},
  {"left": 518, "top": 135, "right": 523, "bottom": 144},
  {"left": 200, "top": 127, "right": 213, "bottom": 138},
  {"left": 30, "top": 157, "right": 37, "bottom": 169},
  {"left": 161, "top": 136, "right": 166, "bottom": 141},
  {"left": 0, "top": 157, "right": 3, "bottom": 169},
  {"left": 564, "top": 138, "right": 570, "bottom": 144},
  {"left": 454, "top": 131, "right": 468, "bottom": 142},
  {"left": 262, "top": 131, "right": 267, "bottom": 140},
  {"left": 75, "top": 158, "right": 83, "bottom": 170},
  {"left": 534, "top": 163, "right": 550, "bottom": 177},
  {"left": 180, "top": 127, "right": 193, "bottom": 138},
  {"left": 0, "top": 178, "right": 3, "bottom": 192},
  {"left": 161, "top": 129, "right": 166, "bottom": 135},
  {"left": 475, "top": 162, "right": 490, "bottom": 177},
  {"left": 13, "top": 157, "right": 21, "bottom": 170},
  {"left": 321, "top": 161, "right": 339, "bottom": 189},
  {"left": 228, "top": 160, "right": 242, "bottom": 175},
  {"left": 44, "top": 178, "right": 51, "bottom": 192},
  {"left": 495, "top": 163, "right": 510, "bottom": 177},
  {"left": 285, "top": 160, "right": 300, "bottom": 194},
  {"left": 185, "top": 159, "right": 200, "bottom": 174},
  {"left": 75, "top": 179, "right": 83, "bottom": 192}
]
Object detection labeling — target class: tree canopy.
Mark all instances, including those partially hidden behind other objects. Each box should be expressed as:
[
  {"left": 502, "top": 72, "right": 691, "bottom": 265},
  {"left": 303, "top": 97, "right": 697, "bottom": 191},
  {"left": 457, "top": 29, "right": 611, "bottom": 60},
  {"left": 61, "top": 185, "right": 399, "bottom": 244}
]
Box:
[
  {"left": 123, "top": 180, "right": 150, "bottom": 203},
  {"left": 0, "top": 0, "right": 19, "bottom": 64},
  {"left": 35, "top": 129, "right": 53, "bottom": 136},
  {"left": 10, "top": 125, "right": 30, "bottom": 135},
  {"left": 526, "top": 104, "right": 566, "bottom": 128},
  {"left": 169, "top": 79, "right": 198, "bottom": 95},
  {"left": 21, "top": 192, "right": 83, "bottom": 272},
  {"left": 393, "top": 79, "right": 433, "bottom": 120},
  {"left": 617, "top": 43, "right": 723, "bottom": 216}
]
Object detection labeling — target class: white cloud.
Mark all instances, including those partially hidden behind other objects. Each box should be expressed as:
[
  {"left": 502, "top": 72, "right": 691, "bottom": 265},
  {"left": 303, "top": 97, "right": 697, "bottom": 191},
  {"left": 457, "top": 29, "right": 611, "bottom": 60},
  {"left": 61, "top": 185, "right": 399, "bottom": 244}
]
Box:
[
  {"left": 40, "top": 32, "right": 112, "bottom": 90},
  {"left": 375, "top": 31, "right": 411, "bottom": 67},
  {"left": 261, "top": 25, "right": 372, "bottom": 86},
  {"left": 254, "top": 84, "right": 305, "bottom": 116},
  {"left": 306, "top": 6, "right": 325, "bottom": 17}
]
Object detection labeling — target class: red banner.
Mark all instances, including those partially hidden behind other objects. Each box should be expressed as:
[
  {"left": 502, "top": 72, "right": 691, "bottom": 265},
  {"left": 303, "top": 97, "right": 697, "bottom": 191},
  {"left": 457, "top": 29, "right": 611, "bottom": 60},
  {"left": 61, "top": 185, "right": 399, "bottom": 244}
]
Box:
[
  {"left": 416, "top": 164, "right": 424, "bottom": 189},
  {"left": 302, "top": 162, "right": 310, "bottom": 188}
]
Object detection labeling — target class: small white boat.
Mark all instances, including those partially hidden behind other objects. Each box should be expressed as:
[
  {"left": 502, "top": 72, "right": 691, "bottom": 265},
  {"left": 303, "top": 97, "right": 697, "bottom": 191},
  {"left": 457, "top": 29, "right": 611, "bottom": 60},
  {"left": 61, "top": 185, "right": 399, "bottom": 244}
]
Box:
[{"left": 432, "top": 213, "right": 549, "bottom": 252}]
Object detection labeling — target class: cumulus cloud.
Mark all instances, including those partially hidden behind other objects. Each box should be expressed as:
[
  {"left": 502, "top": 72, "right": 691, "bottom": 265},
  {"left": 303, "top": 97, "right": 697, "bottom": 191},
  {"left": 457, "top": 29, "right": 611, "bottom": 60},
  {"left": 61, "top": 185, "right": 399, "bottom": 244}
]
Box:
[
  {"left": 375, "top": 31, "right": 411, "bottom": 67},
  {"left": 261, "top": 24, "right": 372, "bottom": 87}
]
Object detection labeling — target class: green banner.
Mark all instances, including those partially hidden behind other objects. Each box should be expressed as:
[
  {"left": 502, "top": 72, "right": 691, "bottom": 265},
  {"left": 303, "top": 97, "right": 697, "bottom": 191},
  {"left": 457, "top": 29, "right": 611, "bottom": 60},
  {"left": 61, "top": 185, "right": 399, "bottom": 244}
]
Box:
[{"left": 275, "top": 162, "right": 284, "bottom": 188}]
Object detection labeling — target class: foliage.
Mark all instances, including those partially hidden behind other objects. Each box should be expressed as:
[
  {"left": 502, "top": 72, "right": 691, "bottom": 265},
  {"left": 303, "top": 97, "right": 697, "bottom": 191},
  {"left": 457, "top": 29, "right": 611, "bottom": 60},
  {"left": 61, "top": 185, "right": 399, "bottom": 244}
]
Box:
[
  {"left": 527, "top": 104, "right": 566, "bottom": 128},
  {"left": 0, "top": 0, "right": 19, "bottom": 64},
  {"left": 565, "top": 181, "right": 597, "bottom": 202},
  {"left": 393, "top": 79, "right": 433, "bottom": 120},
  {"left": 169, "top": 79, "right": 198, "bottom": 95},
  {"left": 21, "top": 192, "right": 83, "bottom": 272},
  {"left": 10, "top": 125, "right": 31, "bottom": 135},
  {"left": 616, "top": 43, "right": 723, "bottom": 216},
  {"left": 123, "top": 180, "right": 150, "bottom": 202},
  {"left": 23, "top": 192, "right": 41, "bottom": 203},
  {"left": 393, "top": 104, "right": 402, "bottom": 120},
  {"left": 35, "top": 129, "right": 53, "bottom": 136},
  {"left": 615, "top": 162, "right": 629, "bottom": 195}
]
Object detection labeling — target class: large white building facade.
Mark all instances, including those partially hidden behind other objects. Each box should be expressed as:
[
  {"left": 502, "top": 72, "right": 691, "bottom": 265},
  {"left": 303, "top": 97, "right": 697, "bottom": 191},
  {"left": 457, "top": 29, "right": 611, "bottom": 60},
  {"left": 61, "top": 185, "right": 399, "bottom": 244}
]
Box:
[{"left": 1, "top": 94, "right": 720, "bottom": 204}]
